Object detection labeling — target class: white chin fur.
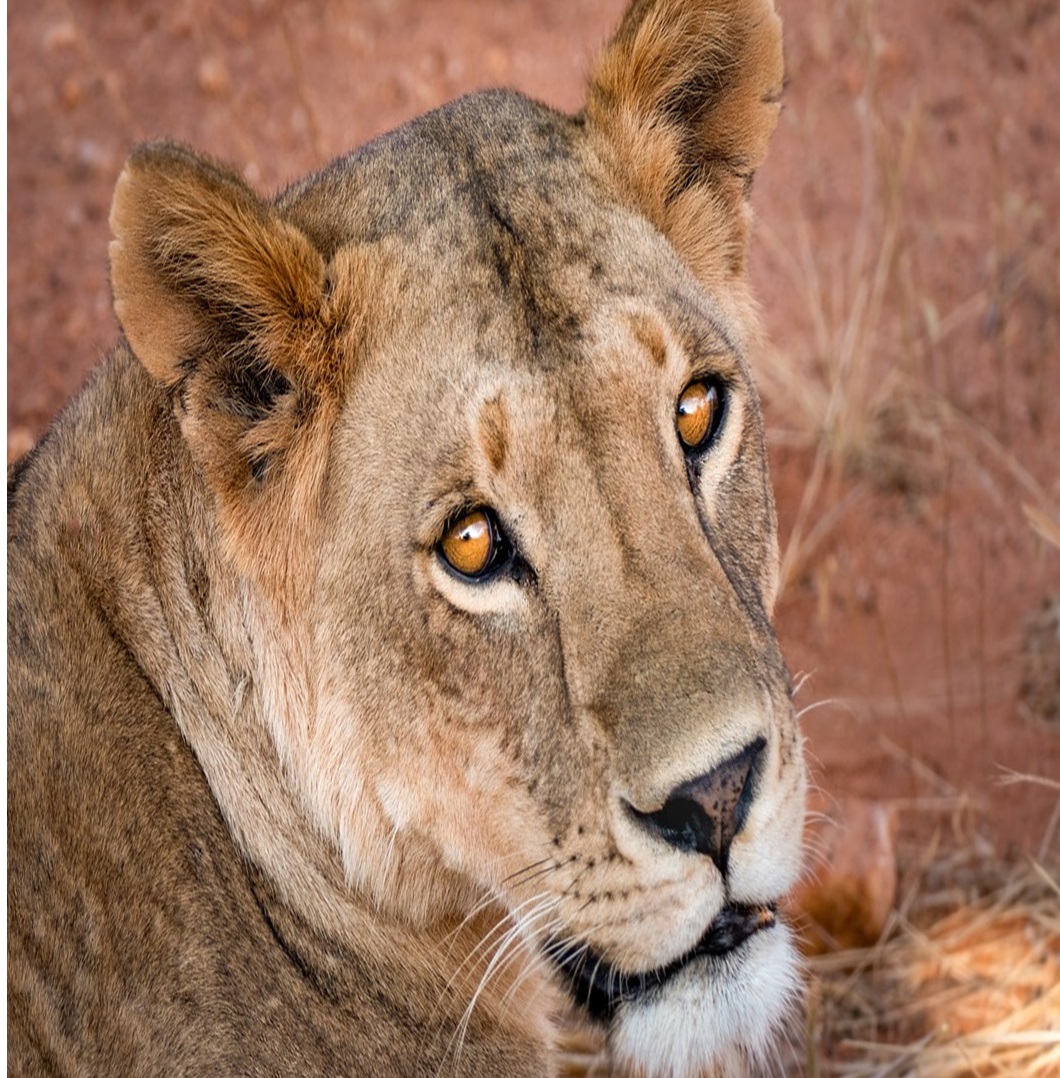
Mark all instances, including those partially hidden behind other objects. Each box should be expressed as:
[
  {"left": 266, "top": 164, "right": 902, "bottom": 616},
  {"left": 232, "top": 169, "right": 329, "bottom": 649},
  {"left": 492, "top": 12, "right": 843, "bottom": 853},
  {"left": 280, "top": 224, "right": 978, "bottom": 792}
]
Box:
[{"left": 608, "top": 922, "right": 802, "bottom": 1078}]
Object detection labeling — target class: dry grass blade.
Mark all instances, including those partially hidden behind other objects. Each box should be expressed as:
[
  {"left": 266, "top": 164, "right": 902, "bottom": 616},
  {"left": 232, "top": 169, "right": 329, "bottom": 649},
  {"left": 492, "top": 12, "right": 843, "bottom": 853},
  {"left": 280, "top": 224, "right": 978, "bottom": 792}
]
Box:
[
  {"left": 753, "top": 2, "right": 924, "bottom": 489},
  {"left": 1024, "top": 503, "right": 1060, "bottom": 551}
]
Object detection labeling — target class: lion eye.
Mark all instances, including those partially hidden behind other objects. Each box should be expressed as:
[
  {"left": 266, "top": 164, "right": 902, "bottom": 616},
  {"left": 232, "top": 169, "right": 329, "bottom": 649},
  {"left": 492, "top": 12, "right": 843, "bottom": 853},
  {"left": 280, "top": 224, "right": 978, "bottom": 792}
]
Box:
[
  {"left": 440, "top": 508, "right": 504, "bottom": 579},
  {"left": 676, "top": 380, "right": 722, "bottom": 451}
]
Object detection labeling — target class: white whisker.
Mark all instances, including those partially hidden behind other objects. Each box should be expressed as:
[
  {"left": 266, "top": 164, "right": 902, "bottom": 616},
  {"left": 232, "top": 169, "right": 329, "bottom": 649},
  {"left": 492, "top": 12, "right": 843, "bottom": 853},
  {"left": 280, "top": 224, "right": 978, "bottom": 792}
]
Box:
[{"left": 443, "top": 894, "right": 562, "bottom": 1076}]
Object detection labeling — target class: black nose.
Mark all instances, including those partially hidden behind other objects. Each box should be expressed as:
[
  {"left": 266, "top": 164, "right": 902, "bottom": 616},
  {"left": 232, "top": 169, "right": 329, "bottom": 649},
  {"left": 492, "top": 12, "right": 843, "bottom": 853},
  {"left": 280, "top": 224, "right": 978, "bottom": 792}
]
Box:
[{"left": 629, "top": 736, "right": 766, "bottom": 875}]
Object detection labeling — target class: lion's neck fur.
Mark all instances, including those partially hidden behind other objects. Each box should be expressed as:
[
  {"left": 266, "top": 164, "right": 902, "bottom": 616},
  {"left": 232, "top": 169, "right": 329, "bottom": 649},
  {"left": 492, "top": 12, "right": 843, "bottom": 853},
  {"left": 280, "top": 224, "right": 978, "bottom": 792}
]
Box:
[{"left": 47, "top": 345, "right": 558, "bottom": 1047}]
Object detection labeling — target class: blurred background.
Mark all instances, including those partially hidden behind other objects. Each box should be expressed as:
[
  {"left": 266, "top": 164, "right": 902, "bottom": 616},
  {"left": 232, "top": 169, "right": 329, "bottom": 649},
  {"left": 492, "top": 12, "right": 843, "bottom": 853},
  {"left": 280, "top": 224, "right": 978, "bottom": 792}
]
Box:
[{"left": 8, "top": 0, "right": 1059, "bottom": 1070}]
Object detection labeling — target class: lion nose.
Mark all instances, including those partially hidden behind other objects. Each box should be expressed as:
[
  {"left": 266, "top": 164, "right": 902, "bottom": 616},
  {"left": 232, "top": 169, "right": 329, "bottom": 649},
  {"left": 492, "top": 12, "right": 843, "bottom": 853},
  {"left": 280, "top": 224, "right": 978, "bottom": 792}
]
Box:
[{"left": 629, "top": 736, "right": 766, "bottom": 875}]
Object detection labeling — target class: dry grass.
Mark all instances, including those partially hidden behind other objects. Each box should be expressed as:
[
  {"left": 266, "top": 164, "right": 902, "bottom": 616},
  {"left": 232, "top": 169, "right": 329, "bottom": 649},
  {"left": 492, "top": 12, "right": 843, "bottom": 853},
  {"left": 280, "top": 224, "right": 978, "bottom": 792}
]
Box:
[
  {"left": 753, "top": 0, "right": 1060, "bottom": 599},
  {"left": 1024, "top": 504, "right": 1060, "bottom": 552},
  {"left": 754, "top": 90, "right": 930, "bottom": 594},
  {"left": 753, "top": 96, "right": 921, "bottom": 485},
  {"left": 802, "top": 843, "right": 1060, "bottom": 1077}
]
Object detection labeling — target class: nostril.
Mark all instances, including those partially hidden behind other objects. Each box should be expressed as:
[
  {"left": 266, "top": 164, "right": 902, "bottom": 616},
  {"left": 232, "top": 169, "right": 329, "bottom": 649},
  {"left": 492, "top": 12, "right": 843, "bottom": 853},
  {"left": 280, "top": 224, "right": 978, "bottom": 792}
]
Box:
[{"left": 628, "top": 736, "right": 766, "bottom": 874}]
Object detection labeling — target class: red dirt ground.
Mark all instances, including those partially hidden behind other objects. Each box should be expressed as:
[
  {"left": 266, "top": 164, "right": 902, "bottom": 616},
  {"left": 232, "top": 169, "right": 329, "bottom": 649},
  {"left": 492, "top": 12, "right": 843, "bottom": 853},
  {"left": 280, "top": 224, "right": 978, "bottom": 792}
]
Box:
[{"left": 8, "top": 0, "right": 1059, "bottom": 867}]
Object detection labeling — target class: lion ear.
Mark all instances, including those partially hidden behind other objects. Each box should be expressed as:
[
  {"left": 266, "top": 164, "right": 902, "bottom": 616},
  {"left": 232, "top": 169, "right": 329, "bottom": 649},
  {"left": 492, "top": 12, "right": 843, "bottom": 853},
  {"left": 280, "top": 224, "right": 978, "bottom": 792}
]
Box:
[
  {"left": 109, "top": 142, "right": 362, "bottom": 585},
  {"left": 586, "top": 0, "right": 783, "bottom": 284},
  {"left": 109, "top": 142, "right": 331, "bottom": 390}
]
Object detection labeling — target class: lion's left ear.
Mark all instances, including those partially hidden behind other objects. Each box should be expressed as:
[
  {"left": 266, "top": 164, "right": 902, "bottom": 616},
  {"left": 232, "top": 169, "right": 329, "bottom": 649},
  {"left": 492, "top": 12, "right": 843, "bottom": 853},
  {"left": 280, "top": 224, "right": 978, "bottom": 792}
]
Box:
[
  {"left": 109, "top": 142, "right": 367, "bottom": 586},
  {"left": 586, "top": 0, "right": 783, "bottom": 285}
]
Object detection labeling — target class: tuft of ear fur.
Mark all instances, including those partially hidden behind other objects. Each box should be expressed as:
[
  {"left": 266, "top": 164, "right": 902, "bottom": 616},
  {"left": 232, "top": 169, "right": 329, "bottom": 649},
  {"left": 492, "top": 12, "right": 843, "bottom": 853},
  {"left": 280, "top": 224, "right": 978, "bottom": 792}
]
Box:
[
  {"left": 587, "top": 0, "right": 783, "bottom": 285},
  {"left": 109, "top": 143, "right": 337, "bottom": 392},
  {"left": 109, "top": 142, "right": 371, "bottom": 593}
]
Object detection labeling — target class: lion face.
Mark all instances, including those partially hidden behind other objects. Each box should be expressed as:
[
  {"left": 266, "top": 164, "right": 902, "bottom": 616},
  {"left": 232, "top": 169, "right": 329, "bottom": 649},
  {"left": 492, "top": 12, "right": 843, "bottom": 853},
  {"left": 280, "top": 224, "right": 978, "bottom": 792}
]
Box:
[
  {"left": 303, "top": 106, "right": 803, "bottom": 1078},
  {"left": 310, "top": 248, "right": 804, "bottom": 1072},
  {"left": 108, "top": 1, "right": 803, "bottom": 1073}
]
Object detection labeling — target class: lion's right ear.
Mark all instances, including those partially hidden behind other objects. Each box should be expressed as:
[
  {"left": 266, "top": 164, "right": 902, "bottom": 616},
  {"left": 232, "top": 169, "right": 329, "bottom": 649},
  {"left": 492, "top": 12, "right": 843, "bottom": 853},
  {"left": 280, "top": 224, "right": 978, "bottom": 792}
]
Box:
[
  {"left": 109, "top": 143, "right": 369, "bottom": 588},
  {"left": 109, "top": 141, "right": 335, "bottom": 395}
]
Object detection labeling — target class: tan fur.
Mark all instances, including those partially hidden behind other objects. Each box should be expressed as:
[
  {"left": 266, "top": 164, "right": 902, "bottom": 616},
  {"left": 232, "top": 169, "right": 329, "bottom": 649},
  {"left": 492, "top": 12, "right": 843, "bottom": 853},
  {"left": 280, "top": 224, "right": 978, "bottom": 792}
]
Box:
[{"left": 8, "top": 3, "right": 805, "bottom": 1075}]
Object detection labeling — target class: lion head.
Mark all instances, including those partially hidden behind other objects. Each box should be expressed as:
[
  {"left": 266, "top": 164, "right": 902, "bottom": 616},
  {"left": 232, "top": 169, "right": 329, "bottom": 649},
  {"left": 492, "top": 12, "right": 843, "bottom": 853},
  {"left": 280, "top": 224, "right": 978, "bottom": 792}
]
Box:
[{"left": 107, "top": 0, "right": 805, "bottom": 1072}]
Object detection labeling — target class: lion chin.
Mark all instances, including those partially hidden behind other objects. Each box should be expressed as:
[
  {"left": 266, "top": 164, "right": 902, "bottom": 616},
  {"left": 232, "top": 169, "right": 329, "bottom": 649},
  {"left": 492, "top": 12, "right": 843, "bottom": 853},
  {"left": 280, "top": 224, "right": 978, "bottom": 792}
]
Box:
[
  {"left": 552, "top": 906, "right": 801, "bottom": 1077},
  {"left": 610, "top": 925, "right": 801, "bottom": 1077}
]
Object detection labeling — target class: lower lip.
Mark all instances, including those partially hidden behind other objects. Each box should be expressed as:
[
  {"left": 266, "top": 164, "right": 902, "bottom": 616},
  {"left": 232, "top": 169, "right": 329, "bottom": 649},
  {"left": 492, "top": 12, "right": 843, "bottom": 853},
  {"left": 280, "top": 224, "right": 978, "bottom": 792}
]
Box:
[{"left": 548, "top": 903, "right": 777, "bottom": 1023}]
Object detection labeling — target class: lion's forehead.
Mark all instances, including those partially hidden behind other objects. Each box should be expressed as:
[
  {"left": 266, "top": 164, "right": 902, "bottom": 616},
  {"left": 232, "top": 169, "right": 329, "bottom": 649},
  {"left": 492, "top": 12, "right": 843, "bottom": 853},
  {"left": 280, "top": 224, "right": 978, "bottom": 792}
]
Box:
[
  {"left": 279, "top": 91, "right": 736, "bottom": 366},
  {"left": 280, "top": 89, "right": 757, "bottom": 427},
  {"left": 279, "top": 90, "right": 606, "bottom": 266}
]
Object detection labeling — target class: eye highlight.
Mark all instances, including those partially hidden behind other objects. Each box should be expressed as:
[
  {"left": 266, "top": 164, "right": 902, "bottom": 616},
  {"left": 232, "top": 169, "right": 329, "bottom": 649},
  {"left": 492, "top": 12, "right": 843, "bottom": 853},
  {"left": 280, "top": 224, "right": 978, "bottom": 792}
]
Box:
[
  {"left": 439, "top": 508, "right": 506, "bottom": 580},
  {"left": 676, "top": 379, "right": 723, "bottom": 452}
]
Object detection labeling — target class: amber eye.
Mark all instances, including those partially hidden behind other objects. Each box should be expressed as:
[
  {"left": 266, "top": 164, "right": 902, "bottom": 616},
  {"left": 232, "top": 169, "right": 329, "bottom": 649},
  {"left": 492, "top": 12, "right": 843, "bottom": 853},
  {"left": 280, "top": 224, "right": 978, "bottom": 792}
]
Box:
[
  {"left": 440, "top": 508, "right": 503, "bottom": 579},
  {"left": 676, "top": 380, "right": 722, "bottom": 451}
]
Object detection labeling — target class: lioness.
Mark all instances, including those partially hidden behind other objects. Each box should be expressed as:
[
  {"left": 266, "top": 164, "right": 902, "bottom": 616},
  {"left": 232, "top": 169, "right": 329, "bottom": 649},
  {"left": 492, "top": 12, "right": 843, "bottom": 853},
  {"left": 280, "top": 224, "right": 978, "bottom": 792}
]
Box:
[{"left": 8, "top": 1, "right": 806, "bottom": 1074}]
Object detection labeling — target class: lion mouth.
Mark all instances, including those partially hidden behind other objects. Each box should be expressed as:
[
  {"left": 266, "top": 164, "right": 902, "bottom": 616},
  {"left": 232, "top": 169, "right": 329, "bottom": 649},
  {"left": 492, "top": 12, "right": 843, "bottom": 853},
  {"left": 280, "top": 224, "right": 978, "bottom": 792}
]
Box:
[{"left": 547, "top": 903, "right": 777, "bottom": 1023}]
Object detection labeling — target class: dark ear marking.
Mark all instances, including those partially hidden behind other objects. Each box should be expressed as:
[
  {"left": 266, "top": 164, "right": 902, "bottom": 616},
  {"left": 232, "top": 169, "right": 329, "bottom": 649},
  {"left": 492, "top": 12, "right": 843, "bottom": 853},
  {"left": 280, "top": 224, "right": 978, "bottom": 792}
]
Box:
[
  {"left": 248, "top": 454, "right": 271, "bottom": 484},
  {"left": 215, "top": 350, "right": 293, "bottom": 424}
]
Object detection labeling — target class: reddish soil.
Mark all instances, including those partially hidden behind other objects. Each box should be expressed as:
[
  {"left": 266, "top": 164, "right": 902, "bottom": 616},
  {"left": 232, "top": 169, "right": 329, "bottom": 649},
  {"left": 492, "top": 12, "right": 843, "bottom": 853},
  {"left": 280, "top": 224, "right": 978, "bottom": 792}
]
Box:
[{"left": 8, "top": 0, "right": 1059, "bottom": 866}]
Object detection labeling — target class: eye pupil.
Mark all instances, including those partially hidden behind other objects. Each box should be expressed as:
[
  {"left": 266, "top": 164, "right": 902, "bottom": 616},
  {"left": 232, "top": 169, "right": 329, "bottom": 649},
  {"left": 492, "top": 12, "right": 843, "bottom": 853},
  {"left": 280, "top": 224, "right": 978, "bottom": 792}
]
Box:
[
  {"left": 677, "top": 380, "right": 721, "bottom": 450},
  {"left": 440, "top": 509, "right": 497, "bottom": 578}
]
